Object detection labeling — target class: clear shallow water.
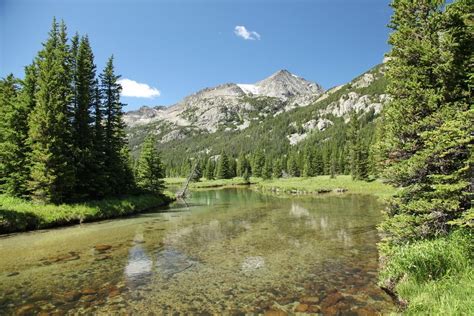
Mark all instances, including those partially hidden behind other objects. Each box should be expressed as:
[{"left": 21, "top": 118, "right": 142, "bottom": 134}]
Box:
[{"left": 0, "top": 188, "right": 396, "bottom": 315}]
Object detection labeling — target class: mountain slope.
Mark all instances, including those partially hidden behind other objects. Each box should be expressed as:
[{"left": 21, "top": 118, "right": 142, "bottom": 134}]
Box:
[
  {"left": 125, "top": 63, "right": 388, "bottom": 175},
  {"left": 125, "top": 70, "right": 323, "bottom": 145}
]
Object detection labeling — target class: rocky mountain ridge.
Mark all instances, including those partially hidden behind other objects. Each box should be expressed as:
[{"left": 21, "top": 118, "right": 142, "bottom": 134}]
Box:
[
  {"left": 124, "top": 70, "right": 324, "bottom": 133},
  {"left": 125, "top": 63, "right": 388, "bottom": 156}
]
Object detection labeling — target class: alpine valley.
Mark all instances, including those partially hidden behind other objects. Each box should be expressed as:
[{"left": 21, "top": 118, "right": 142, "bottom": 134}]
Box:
[{"left": 125, "top": 62, "right": 388, "bottom": 177}]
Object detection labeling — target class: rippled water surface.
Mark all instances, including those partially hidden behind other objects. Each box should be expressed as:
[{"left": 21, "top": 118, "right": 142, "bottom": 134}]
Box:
[{"left": 0, "top": 189, "right": 396, "bottom": 315}]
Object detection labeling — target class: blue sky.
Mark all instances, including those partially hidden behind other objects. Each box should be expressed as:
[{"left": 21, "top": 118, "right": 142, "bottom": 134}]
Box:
[{"left": 1, "top": 0, "right": 392, "bottom": 111}]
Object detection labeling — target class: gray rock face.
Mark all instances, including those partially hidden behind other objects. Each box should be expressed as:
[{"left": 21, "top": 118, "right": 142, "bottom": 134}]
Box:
[
  {"left": 124, "top": 70, "right": 324, "bottom": 133},
  {"left": 251, "top": 70, "right": 323, "bottom": 99},
  {"left": 318, "top": 92, "right": 388, "bottom": 120}
]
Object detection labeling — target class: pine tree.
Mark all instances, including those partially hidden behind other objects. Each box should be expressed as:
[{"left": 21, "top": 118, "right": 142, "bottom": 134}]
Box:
[
  {"left": 204, "top": 158, "right": 215, "bottom": 180},
  {"left": 262, "top": 158, "right": 272, "bottom": 180},
  {"left": 72, "top": 35, "right": 96, "bottom": 198},
  {"left": 330, "top": 153, "right": 337, "bottom": 179},
  {"left": 28, "top": 19, "right": 75, "bottom": 203},
  {"left": 236, "top": 151, "right": 249, "bottom": 177},
  {"left": 251, "top": 150, "right": 265, "bottom": 177},
  {"left": 0, "top": 65, "right": 38, "bottom": 197},
  {"left": 216, "top": 151, "right": 231, "bottom": 179},
  {"left": 272, "top": 158, "right": 283, "bottom": 178},
  {"left": 0, "top": 75, "right": 20, "bottom": 194},
  {"left": 89, "top": 82, "right": 107, "bottom": 198},
  {"left": 314, "top": 150, "right": 324, "bottom": 175},
  {"left": 378, "top": 0, "right": 473, "bottom": 247},
  {"left": 136, "top": 134, "right": 164, "bottom": 193},
  {"left": 302, "top": 148, "right": 315, "bottom": 177},
  {"left": 355, "top": 138, "right": 369, "bottom": 180},
  {"left": 100, "top": 55, "right": 133, "bottom": 195},
  {"left": 347, "top": 111, "right": 360, "bottom": 180},
  {"left": 287, "top": 151, "right": 300, "bottom": 177}
]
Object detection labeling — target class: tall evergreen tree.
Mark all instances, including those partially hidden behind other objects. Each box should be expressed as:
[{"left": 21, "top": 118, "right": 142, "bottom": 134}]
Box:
[
  {"left": 262, "top": 158, "right": 273, "bottom": 180},
  {"left": 272, "top": 158, "right": 283, "bottom": 178},
  {"left": 72, "top": 35, "right": 96, "bottom": 198},
  {"left": 378, "top": 0, "right": 473, "bottom": 248},
  {"left": 314, "top": 150, "right": 324, "bottom": 175},
  {"left": 1, "top": 65, "right": 38, "bottom": 197},
  {"left": 100, "top": 55, "right": 133, "bottom": 195},
  {"left": 302, "top": 148, "right": 315, "bottom": 177},
  {"left": 347, "top": 111, "right": 360, "bottom": 179},
  {"left": 204, "top": 158, "right": 215, "bottom": 180},
  {"left": 136, "top": 134, "right": 165, "bottom": 193},
  {"left": 236, "top": 152, "right": 249, "bottom": 177},
  {"left": 216, "top": 151, "right": 232, "bottom": 179},
  {"left": 251, "top": 150, "right": 265, "bottom": 177},
  {"left": 287, "top": 151, "right": 300, "bottom": 177},
  {"left": 28, "top": 19, "right": 75, "bottom": 203},
  {"left": 89, "top": 82, "right": 107, "bottom": 198},
  {"left": 0, "top": 75, "right": 20, "bottom": 194}
]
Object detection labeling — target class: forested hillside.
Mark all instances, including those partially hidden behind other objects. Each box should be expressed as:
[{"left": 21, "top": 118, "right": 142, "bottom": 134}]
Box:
[{"left": 127, "top": 64, "right": 388, "bottom": 179}]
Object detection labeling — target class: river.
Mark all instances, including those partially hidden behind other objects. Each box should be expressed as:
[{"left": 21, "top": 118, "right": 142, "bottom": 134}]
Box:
[{"left": 0, "top": 188, "right": 395, "bottom": 315}]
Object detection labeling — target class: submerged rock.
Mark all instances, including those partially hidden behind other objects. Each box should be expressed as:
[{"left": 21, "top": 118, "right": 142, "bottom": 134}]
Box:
[
  {"left": 264, "top": 309, "right": 288, "bottom": 316},
  {"left": 320, "top": 291, "right": 344, "bottom": 309},
  {"left": 94, "top": 244, "right": 112, "bottom": 252},
  {"left": 81, "top": 289, "right": 97, "bottom": 295},
  {"left": 15, "top": 304, "right": 35, "bottom": 316},
  {"left": 300, "top": 296, "right": 320, "bottom": 304},
  {"left": 294, "top": 303, "right": 309, "bottom": 312}
]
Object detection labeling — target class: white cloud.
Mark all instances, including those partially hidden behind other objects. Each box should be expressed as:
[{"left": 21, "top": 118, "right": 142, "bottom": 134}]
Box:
[
  {"left": 118, "top": 78, "right": 161, "bottom": 98},
  {"left": 234, "top": 25, "right": 261, "bottom": 40}
]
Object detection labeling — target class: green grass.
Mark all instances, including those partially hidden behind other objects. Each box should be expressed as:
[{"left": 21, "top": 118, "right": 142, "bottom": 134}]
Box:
[
  {"left": 380, "top": 230, "right": 474, "bottom": 315},
  {"left": 0, "top": 193, "right": 175, "bottom": 234},
  {"left": 165, "top": 175, "right": 396, "bottom": 198},
  {"left": 165, "top": 177, "right": 262, "bottom": 189},
  {"left": 255, "top": 175, "right": 397, "bottom": 198}
]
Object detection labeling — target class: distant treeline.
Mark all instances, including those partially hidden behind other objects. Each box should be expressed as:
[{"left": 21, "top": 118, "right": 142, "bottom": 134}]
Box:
[{"left": 166, "top": 109, "right": 377, "bottom": 182}]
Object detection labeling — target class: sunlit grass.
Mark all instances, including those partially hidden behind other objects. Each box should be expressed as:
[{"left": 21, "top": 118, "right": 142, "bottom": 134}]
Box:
[
  {"left": 165, "top": 177, "right": 261, "bottom": 189},
  {"left": 380, "top": 230, "right": 473, "bottom": 315},
  {"left": 0, "top": 193, "right": 174, "bottom": 234},
  {"left": 256, "top": 175, "right": 397, "bottom": 198}
]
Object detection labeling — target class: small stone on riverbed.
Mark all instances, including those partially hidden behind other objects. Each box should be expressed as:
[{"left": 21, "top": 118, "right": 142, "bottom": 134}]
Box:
[
  {"left": 94, "top": 244, "right": 112, "bottom": 252},
  {"left": 294, "top": 303, "right": 309, "bottom": 312},
  {"left": 15, "top": 304, "right": 35, "bottom": 316}
]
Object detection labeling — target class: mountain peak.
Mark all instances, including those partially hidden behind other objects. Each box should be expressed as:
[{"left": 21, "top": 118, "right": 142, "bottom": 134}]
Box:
[
  {"left": 255, "top": 69, "right": 323, "bottom": 99},
  {"left": 268, "top": 69, "right": 295, "bottom": 79}
]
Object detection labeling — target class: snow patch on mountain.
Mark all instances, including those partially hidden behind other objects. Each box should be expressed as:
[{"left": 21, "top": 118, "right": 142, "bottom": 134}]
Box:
[{"left": 237, "top": 84, "right": 260, "bottom": 95}]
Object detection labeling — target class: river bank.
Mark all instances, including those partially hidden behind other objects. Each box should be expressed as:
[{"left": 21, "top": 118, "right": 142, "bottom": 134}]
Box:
[
  {"left": 0, "top": 188, "right": 396, "bottom": 315},
  {"left": 0, "top": 193, "right": 175, "bottom": 235},
  {"left": 166, "top": 175, "right": 396, "bottom": 198}
]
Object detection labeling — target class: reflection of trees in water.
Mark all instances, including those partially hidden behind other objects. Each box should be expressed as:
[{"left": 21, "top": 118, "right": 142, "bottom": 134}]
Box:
[
  {"left": 290, "top": 202, "right": 310, "bottom": 218},
  {"left": 191, "top": 188, "right": 273, "bottom": 210},
  {"left": 281, "top": 196, "right": 382, "bottom": 252}
]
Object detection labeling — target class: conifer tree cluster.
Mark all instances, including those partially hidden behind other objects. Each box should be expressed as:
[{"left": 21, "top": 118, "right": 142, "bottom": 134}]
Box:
[
  {"left": 165, "top": 108, "right": 378, "bottom": 181},
  {"left": 0, "top": 19, "right": 164, "bottom": 203},
  {"left": 377, "top": 0, "right": 473, "bottom": 248}
]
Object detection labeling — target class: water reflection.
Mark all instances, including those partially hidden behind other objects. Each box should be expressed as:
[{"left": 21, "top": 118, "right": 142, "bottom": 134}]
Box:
[
  {"left": 0, "top": 189, "right": 395, "bottom": 315},
  {"left": 125, "top": 244, "right": 153, "bottom": 286},
  {"left": 156, "top": 248, "right": 197, "bottom": 279},
  {"left": 241, "top": 256, "right": 265, "bottom": 273},
  {"left": 290, "top": 202, "right": 310, "bottom": 218}
]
